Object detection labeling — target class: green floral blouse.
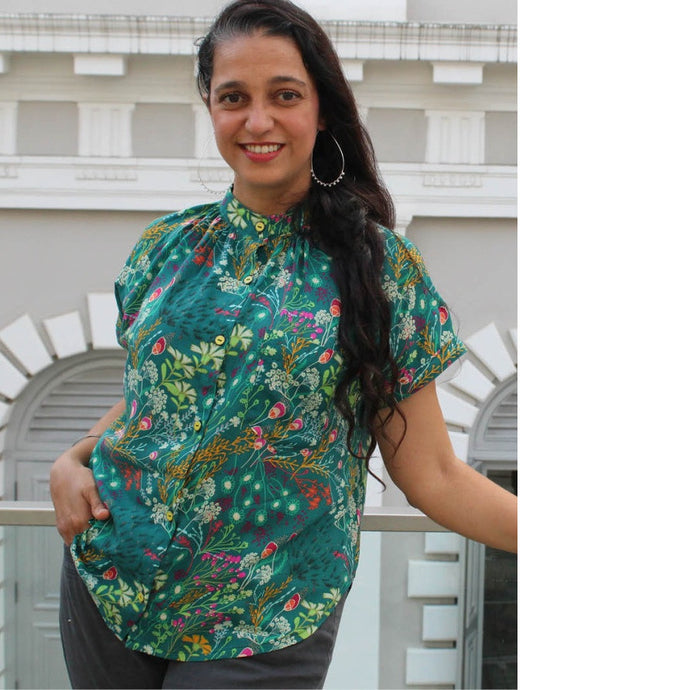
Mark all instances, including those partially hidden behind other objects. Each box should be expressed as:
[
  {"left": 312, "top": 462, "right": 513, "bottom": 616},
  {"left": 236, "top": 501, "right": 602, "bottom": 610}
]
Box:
[{"left": 72, "top": 190, "right": 466, "bottom": 661}]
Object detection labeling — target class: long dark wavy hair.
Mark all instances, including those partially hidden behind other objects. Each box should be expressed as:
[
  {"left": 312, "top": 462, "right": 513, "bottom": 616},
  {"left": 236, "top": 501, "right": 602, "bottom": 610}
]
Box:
[{"left": 196, "top": 0, "right": 405, "bottom": 465}]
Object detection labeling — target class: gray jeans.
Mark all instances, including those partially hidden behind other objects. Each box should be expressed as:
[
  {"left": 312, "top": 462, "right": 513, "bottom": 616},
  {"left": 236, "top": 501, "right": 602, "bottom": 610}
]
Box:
[{"left": 59, "top": 547, "right": 347, "bottom": 689}]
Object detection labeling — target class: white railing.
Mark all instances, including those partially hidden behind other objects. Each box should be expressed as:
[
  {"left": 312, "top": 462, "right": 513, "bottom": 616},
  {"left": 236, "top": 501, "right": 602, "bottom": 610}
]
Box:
[{"left": 0, "top": 500, "right": 447, "bottom": 531}]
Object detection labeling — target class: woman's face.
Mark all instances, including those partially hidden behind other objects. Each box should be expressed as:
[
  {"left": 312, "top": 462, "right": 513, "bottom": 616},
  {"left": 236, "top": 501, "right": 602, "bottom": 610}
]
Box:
[{"left": 207, "top": 32, "right": 324, "bottom": 214}]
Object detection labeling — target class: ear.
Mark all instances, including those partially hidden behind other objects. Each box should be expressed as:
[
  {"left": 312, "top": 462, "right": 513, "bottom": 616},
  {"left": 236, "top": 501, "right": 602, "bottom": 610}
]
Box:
[{"left": 317, "top": 115, "right": 327, "bottom": 131}]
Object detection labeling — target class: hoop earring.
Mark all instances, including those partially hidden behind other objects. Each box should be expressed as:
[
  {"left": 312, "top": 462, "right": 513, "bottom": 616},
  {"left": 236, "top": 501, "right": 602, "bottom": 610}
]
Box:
[
  {"left": 310, "top": 131, "right": 345, "bottom": 188},
  {"left": 196, "top": 134, "right": 231, "bottom": 196}
]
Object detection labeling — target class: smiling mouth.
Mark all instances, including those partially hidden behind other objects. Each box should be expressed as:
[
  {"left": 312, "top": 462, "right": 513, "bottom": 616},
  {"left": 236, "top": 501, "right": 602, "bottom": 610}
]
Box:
[{"left": 242, "top": 144, "right": 283, "bottom": 154}]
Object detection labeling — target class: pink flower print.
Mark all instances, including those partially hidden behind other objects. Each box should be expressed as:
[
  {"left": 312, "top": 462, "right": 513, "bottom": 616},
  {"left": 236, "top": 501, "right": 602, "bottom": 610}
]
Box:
[
  {"left": 398, "top": 369, "right": 413, "bottom": 385},
  {"left": 149, "top": 451, "right": 158, "bottom": 460},
  {"left": 268, "top": 402, "right": 286, "bottom": 419},
  {"left": 130, "top": 400, "right": 137, "bottom": 417},
  {"left": 148, "top": 287, "right": 163, "bottom": 302},
  {"left": 300, "top": 449, "right": 311, "bottom": 458},
  {"left": 284, "top": 593, "right": 301, "bottom": 611},
  {"left": 254, "top": 438, "right": 266, "bottom": 450},
  {"left": 261, "top": 541, "right": 278, "bottom": 559},
  {"left": 103, "top": 566, "right": 118, "bottom": 581},
  {"left": 239, "top": 648, "right": 254, "bottom": 657},
  {"left": 328, "top": 429, "right": 338, "bottom": 443},
  {"left": 151, "top": 337, "right": 166, "bottom": 355},
  {"left": 139, "top": 417, "right": 152, "bottom": 430},
  {"left": 439, "top": 305, "right": 449, "bottom": 325},
  {"left": 289, "top": 418, "right": 303, "bottom": 431},
  {"left": 251, "top": 426, "right": 263, "bottom": 437},
  {"left": 330, "top": 299, "right": 341, "bottom": 317}
]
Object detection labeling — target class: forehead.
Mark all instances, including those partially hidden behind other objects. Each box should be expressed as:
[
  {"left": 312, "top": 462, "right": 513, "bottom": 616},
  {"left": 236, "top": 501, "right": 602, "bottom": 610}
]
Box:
[{"left": 211, "top": 32, "right": 313, "bottom": 85}]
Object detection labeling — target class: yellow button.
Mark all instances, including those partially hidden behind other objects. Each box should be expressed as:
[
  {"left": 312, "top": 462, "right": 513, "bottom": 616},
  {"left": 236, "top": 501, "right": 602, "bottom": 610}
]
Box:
[
  {"left": 166, "top": 510, "right": 174, "bottom": 521},
  {"left": 193, "top": 420, "right": 202, "bottom": 432},
  {"left": 214, "top": 335, "right": 226, "bottom": 346},
  {"left": 243, "top": 275, "right": 253, "bottom": 285},
  {"left": 255, "top": 221, "right": 265, "bottom": 233}
]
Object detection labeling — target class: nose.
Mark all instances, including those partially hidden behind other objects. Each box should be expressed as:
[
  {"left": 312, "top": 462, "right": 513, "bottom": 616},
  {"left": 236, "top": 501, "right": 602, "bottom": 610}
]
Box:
[{"left": 245, "top": 101, "right": 273, "bottom": 135}]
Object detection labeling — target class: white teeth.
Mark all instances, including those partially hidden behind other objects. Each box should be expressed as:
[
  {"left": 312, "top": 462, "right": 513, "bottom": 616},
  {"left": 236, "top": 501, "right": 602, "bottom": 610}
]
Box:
[{"left": 244, "top": 144, "right": 281, "bottom": 154}]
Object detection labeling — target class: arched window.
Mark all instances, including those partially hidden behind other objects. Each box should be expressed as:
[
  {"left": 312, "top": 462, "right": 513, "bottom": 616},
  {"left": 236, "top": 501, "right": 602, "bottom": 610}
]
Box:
[{"left": 3, "top": 349, "right": 125, "bottom": 690}]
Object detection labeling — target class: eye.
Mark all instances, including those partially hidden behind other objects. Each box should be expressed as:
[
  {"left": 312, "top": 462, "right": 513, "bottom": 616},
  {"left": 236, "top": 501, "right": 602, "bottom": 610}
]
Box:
[
  {"left": 219, "top": 92, "right": 244, "bottom": 106},
  {"left": 277, "top": 90, "right": 301, "bottom": 103}
]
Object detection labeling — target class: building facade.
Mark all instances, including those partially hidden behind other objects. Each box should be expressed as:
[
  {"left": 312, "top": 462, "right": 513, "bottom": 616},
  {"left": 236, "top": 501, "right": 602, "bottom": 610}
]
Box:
[{"left": 0, "top": 1, "right": 516, "bottom": 687}]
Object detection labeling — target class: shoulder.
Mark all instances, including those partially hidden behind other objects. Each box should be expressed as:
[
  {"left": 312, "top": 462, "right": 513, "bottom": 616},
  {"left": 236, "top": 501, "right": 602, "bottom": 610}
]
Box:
[
  {"left": 376, "top": 225, "right": 431, "bottom": 288},
  {"left": 122, "top": 201, "right": 221, "bottom": 270},
  {"left": 140, "top": 201, "right": 221, "bottom": 250}
]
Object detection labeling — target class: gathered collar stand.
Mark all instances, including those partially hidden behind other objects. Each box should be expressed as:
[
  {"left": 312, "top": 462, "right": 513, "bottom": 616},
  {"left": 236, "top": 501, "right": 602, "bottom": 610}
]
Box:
[{"left": 220, "top": 189, "right": 310, "bottom": 243}]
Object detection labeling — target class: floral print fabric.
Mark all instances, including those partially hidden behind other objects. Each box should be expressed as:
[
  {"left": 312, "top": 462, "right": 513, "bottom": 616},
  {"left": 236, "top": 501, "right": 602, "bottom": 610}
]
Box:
[{"left": 72, "top": 190, "right": 466, "bottom": 660}]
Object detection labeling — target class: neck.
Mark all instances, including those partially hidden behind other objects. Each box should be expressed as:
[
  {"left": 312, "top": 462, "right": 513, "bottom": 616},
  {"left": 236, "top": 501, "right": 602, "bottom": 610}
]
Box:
[{"left": 232, "top": 182, "right": 309, "bottom": 217}]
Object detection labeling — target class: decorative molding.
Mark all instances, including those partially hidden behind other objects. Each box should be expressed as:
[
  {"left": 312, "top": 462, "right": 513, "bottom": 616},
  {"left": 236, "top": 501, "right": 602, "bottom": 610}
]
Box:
[
  {"left": 425, "top": 110, "right": 485, "bottom": 165},
  {"left": 449, "top": 360, "right": 494, "bottom": 402},
  {"left": 0, "top": 315, "right": 52, "bottom": 376},
  {"left": 78, "top": 103, "right": 135, "bottom": 158},
  {"left": 432, "top": 61, "right": 484, "bottom": 85},
  {"left": 424, "top": 533, "right": 462, "bottom": 555},
  {"left": 463, "top": 322, "right": 516, "bottom": 382},
  {"left": 0, "top": 352, "right": 28, "bottom": 401},
  {"left": 340, "top": 59, "right": 364, "bottom": 82},
  {"left": 74, "top": 166, "right": 137, "bottom": 181},
  {"left": 422, "top": 172, "right": 482, "bottom": 188},
  {"left": 43, "top": 311, "right": 88, "bottom": 360},
  {"left": 73, "top": 54, "right": 127, "bottom": 76},
  {"left": 0, "top": 400, "right": 9, "bottom": 428},
  {"left": 422, "top": 604, "right": 460, "bottom": 641},
  {"left": 0, "top": 157, "right": 516, "bottom": 217},
  {"left": 0, "top": 15, "right": 516, "bottom": 64},
  {"left": 406, "top": 647, "right": 458, "bottom": 685},
  {"left": 408, "top": 560, "right": 462, "bottom": 598},
  {"left": 0, "top": 163, "right": 17, "bottom": 178},
  {"left": 437, "top": 389, "right": 479, "bottom": 428},
  {"left": 87, "top": 293, "right": 119, "bottom": 350},
  {"left": 190, "top": 166, "right": 234, "bottom": 184}
]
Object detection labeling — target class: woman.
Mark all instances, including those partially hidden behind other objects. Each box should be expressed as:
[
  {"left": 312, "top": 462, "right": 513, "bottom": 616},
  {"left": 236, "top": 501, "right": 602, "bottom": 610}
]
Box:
[{"left": 50, "top": 1, "right": 517, "bottom": 687}]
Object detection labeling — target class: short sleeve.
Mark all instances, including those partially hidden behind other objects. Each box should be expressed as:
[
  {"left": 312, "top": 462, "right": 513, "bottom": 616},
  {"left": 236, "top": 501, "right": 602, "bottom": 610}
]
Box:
[
  {"left": 114, "top": 216, "right": 175, "bottom": 348},
  {"left": 382, "top": 230, "right": 467, "bottom": 402}
]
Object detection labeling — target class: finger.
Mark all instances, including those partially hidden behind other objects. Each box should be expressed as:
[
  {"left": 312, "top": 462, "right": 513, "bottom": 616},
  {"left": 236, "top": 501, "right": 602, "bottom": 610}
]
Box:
[{"left": 84, "top": 484, "right": 110, "bottom": 521}]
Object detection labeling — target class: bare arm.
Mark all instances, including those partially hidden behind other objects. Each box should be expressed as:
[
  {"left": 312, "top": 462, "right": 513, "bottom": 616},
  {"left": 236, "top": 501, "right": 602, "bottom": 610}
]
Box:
[
  {"left": 376, "top": 382, "right": 517, "bottom": 553},
  {"left": 49, "top": 399, "right": 126, "bottom": 545}
]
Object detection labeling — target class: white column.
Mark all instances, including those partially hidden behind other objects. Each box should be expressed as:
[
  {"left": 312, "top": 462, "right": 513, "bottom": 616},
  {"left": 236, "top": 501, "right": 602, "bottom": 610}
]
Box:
[
  {"left": 425, "top": 110, "right": 485, "bottom": 165},
  {"left": 0, "top": 102, "right": 17, "bottom": 155},
  {"left": 78, "top": 103, "right": 135, "bottom": 157},
  {"left": 192, "top": 104, "right": 221, "bottom": 159}
]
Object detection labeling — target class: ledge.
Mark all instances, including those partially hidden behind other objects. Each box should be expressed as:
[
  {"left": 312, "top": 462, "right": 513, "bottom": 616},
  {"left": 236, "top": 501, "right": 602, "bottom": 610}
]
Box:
[
  {"left": 0, "top": 14, "right": 516, "bottom": 63},
  {"left": 0, "top": 500, "right": 447, "bottom": 531},
  {"left": 0, "top": 156, "right": 516, "bottom": 218}
]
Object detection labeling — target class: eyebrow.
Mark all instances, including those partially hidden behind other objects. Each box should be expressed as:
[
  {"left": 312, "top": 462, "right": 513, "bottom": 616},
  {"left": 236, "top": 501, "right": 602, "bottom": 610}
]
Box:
[{"left": 213, "top": 75, "right": 309, "bottom": 94}]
